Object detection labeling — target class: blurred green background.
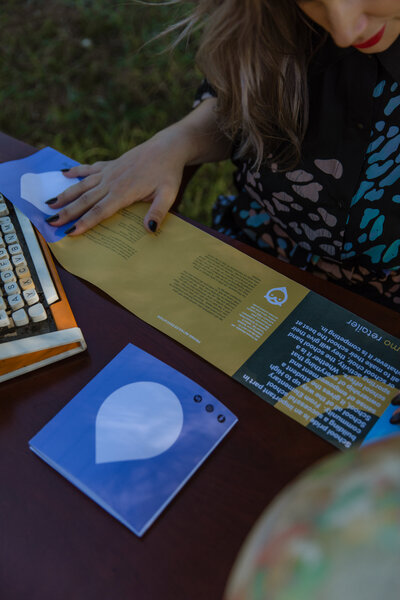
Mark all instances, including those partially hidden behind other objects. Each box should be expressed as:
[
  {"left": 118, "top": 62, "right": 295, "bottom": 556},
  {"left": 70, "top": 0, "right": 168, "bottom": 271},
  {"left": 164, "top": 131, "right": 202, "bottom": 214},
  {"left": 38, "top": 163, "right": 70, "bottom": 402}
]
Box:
[{"left": 0, "top": 0, "right": 234, "bottom": 225}]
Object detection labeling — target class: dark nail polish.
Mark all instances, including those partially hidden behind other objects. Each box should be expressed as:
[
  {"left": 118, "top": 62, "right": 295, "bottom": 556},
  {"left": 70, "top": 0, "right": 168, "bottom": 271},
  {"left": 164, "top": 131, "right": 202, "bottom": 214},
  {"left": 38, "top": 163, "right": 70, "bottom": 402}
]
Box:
[
  {"left": 64, "top": 225, "right": 76, "bottom": 235},
  {"left": 61, "top": 168, "right": 70, "bottom": 172},
  {"left": 389, "top": 411, "right": 400, "bottom": 425},
  {"left": 391, "top": 392, "right": 400, "bottom": 406},
  {"left": 45, "top": 197, "right": 58, "bottom": 205},
  {"left": 148, "top": 220, "right": 157, "bottom": 232},
  {"left": 45, "top": 214, "right": 59, "bottom": 223}
]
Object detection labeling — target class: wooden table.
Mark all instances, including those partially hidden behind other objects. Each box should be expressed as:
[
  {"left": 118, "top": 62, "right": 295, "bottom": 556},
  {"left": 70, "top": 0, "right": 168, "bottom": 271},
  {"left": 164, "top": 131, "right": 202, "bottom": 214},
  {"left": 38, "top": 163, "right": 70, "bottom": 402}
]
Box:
[{"left": 1, "top": 132, "right": 398, "bottom": 600}]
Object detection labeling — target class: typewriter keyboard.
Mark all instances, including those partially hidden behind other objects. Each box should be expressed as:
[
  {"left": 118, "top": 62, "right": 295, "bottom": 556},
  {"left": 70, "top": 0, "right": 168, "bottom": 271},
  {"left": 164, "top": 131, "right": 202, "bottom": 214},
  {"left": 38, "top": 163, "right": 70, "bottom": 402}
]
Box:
[{"left": 0, "top": 193, "right": 58, "bottom": 342}]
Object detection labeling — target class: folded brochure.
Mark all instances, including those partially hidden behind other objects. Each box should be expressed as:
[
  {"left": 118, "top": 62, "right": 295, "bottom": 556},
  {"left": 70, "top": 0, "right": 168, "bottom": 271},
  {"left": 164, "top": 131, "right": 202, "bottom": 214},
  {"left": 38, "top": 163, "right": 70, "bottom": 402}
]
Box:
[
  {"left": 29, "top": 344, "right": 238, "bottom": 536},
  {"left": 3, "top": 148, "right": 399, "bottom": 451}
]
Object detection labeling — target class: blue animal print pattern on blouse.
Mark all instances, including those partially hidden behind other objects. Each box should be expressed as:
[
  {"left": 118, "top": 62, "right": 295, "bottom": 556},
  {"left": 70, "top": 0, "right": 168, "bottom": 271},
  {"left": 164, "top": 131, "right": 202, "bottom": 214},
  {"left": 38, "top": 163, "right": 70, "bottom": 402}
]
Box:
[
  {"left": 347, "top": 80, "right": 400, "bottom": 267},
  {"left": 195, "top": 40, "right": 400, "bottom": 310}
]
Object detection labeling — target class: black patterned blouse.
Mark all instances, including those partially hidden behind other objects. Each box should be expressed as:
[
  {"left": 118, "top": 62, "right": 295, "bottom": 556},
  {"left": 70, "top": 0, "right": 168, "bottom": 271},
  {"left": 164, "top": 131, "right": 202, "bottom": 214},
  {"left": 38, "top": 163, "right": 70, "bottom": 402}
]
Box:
[{"left": 194, "top": 35, "right": 400, "bottom": 311}]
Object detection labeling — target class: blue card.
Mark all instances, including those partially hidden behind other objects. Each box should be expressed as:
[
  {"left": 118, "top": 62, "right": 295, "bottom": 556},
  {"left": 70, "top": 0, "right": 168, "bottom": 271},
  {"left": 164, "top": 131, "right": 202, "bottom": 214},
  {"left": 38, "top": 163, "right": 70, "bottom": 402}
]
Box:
[
  {"left": 0, "top": 146, "right": 79, "bottom": 242},
  {"left": 362, "top": 402, "right": 400, "bottom": 446},
  {"left": 29, "top": 344, "right": 238, "bottom": 536}
]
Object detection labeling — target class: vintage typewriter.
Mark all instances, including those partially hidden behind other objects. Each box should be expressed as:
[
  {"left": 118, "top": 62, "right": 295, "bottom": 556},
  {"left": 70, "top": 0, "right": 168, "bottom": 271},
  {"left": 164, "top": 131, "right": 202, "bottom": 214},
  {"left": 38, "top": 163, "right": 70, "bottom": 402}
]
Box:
[{"left": 0, "top": 193, "right": 86, "bottom": 382}]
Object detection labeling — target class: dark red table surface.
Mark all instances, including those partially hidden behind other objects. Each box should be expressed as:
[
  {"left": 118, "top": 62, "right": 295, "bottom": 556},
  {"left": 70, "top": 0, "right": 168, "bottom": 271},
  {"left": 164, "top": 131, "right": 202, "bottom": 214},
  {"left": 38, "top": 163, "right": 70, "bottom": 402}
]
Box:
[{"left": 1, "top": 132, "right": 398, "bottom": 600}]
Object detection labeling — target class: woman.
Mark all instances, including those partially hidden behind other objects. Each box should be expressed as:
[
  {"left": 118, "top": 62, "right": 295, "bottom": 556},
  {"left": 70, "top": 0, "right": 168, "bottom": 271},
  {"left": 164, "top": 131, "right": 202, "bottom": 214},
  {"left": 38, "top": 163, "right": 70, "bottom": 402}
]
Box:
[{"left": 46, "top": 0, "right": 400, "bottom": 310}]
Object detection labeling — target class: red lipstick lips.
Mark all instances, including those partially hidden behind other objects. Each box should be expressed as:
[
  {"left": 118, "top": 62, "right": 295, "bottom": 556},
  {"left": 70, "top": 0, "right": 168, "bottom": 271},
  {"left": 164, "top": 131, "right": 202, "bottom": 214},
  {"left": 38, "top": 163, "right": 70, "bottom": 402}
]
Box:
[{"left": 353, "top": 25, "right": 386, "bottom": 49}]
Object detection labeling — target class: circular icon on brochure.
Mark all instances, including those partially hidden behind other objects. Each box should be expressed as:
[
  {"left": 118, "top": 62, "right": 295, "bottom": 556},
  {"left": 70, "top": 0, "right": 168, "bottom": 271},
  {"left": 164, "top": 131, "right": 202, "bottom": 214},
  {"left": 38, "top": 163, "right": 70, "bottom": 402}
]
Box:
[
  {"left": 194, "top": 394, "right": 203, "bottom": 403},
  {"left": 217, "top": 414, "right": 226, "bottom": 423},
  {"left": 264, "top": 287, "right": 288, "bottom": 307},
  {"left": 206, "top": 404, "right": 214, "bottom": 413}
]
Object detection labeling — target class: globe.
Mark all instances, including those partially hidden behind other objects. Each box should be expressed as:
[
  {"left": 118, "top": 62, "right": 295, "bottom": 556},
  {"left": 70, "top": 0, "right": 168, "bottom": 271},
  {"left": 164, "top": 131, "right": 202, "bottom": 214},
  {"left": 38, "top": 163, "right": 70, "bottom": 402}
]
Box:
[{"left": 225, "top": 435, "right": 400, "bottom": 600}]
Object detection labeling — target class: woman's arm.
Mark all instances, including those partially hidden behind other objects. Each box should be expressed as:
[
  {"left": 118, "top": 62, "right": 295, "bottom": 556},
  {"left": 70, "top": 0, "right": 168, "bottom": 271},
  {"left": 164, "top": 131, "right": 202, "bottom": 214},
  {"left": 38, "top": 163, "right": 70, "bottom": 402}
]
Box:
[{"left": 48, "top": 98, "right": 231, "bottom": 234}]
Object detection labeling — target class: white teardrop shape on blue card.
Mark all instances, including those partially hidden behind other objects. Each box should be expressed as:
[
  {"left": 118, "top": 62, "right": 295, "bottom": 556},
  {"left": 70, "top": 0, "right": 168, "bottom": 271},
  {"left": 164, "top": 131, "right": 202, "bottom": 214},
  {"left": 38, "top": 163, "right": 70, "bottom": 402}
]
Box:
[
  {"left": 95, "top": 382, "right": 184, "bottom": 464},
  {"left": 20, "top": 171, "right": 80, "bottom": 215}
]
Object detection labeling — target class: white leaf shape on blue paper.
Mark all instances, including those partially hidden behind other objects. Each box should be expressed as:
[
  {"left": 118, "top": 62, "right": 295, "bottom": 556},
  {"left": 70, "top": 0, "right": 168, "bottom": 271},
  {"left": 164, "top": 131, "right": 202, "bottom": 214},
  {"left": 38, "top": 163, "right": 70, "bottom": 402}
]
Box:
[
  {"left": 20, "top": 171, "right": 80, "bottom": 215},
  {"left": 95, "top": 382, "right": 184, "bottom": 464}
]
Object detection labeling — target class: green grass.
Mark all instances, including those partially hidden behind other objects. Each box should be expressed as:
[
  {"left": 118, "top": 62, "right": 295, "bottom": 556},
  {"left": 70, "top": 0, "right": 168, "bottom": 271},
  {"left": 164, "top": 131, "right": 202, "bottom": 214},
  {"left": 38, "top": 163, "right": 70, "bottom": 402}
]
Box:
[{"left": 0, "top": 0, "right": 234, "bottom": 225}]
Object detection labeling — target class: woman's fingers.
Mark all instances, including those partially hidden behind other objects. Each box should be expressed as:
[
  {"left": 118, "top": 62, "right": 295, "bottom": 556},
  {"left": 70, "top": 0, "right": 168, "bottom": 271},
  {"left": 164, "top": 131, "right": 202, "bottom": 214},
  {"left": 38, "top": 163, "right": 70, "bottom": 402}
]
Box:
[
  {"left": 62, "top": 162, "right": 104, "bottom": 179},
  {"left": 390, "top": 406, "right": 400, "bottom": 425},
  {"left": 46, "top": 141, "right": 185, "bottom": 234},
  {"left": 65, "top": 193, "right": 128, "bottom": 235},
  {"left": 49, "top": 182, "right": 108, "bottom": 227},
  {"left": 390, "top": 394, "right": 400, "bottom": 424},
  {"left": 143, "top": 183, "right": 180, "bottom": 233},
  {"left": 66, "top": 183, "right": 177, "bottom": 236},
  {"left": 46, "top": 163, "right": 105, "bottom": 209},
  {"left": 51, "top": 173, "right": 102, "bottom": 209}
]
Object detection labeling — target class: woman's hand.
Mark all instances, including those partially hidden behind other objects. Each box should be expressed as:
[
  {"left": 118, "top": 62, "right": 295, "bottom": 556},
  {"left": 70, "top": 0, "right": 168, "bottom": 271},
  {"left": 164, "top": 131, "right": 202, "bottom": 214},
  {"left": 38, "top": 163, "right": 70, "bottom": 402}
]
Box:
[
  {"left": 46, "top": 129, "right": 187, "bottom": 235},
  {"left": 46, "top": 98, "right": 232, "bottom": 235},
  {"left": 390, "top": 393, "right": 400, "bottom": 425}
]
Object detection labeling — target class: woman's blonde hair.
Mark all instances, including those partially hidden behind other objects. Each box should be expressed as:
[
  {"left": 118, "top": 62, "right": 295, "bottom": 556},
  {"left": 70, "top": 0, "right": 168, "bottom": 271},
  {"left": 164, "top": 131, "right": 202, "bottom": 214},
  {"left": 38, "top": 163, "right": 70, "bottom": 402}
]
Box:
[{"left": 167, "top": 0, "right": 319, "bottom": 169}]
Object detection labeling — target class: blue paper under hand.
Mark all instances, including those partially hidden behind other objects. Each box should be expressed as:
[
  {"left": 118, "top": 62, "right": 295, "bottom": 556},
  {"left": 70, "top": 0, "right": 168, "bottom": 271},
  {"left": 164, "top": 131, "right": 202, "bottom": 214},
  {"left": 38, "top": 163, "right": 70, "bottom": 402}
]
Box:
[{"left": 0, "top": 146, "right": 80, "bottom": 242}]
